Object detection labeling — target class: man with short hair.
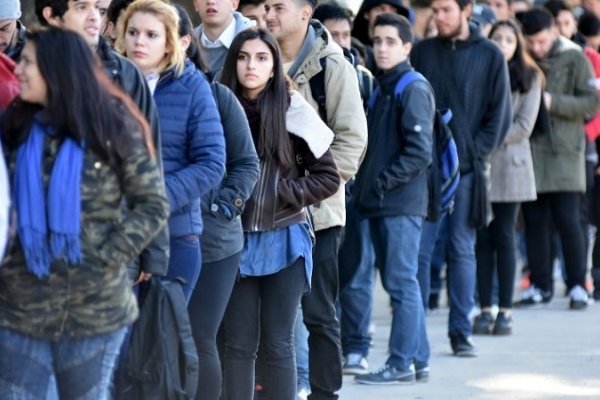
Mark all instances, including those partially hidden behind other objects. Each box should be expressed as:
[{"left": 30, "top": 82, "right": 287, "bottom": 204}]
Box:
[
  {"left": 36, "top": 0, "right": 169, "bottom": 279},
  {"left": 411, "top": 0, "right": 512, "bottom": 357},
  {"left": 351, "top": 0, "right": 411, "bottom": 72},
  {"left": 0, "top": 0, "right": 26, "bottom": 61},
  {"left": 194, "top": 0, "right": 255, "bottom": 77},
  {"left": 265, "top": 0, "right": 368, "bottom": 397},
  {"left": 352, "top": 12, "right": 433, "bottom": 385},
  {"left": 238, "top": 0, "right": 267, "bottom": 29},
  {"left": 518, "top": 7, "right": 599, "bottom": 310}
]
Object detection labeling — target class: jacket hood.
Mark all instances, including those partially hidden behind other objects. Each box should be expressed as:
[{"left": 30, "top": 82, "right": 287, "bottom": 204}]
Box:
[
  {"left": 351, "top": 0, "right": 411, "bottom": 45},
  {"left": 286, "top": 91, "right": 334, "bottom": 158}
]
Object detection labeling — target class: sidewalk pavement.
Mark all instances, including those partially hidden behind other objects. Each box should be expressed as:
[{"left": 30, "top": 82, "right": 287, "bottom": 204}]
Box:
[{"left": 338, "top": 279, "right": 600, "bottom": 400}]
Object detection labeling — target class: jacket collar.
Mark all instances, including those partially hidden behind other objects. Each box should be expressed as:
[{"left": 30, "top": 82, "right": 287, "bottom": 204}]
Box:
[{"left": 378, "top": 60, "right": 412, "bottom": 94}]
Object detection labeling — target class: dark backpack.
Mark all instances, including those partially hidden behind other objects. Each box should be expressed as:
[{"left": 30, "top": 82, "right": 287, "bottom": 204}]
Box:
[
  {"left": 123, "top": 279, "right": 199, "bottom": 400},
  {"left": 367, "top": 70, "right": 460, "bottom": 222},
  {"left": 309, "top": 48, "right": 375, "bottom": 122}
]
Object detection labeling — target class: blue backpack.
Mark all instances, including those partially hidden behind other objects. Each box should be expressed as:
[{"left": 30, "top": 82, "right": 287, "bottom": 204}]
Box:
[{"left": 368, "top": 70, "right": 460, "bottom": 222}]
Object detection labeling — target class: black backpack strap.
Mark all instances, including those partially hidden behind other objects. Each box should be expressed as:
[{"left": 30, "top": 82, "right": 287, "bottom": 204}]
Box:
[{"left": 309, "top": 57, "right": 328, "bottom": 123}]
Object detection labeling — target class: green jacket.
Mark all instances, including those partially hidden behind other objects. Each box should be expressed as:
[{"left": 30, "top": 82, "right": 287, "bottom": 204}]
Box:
[
  {"left": 0, "top": 127, "right": 168, "bottom": 340},
  {"left": 532, "top": 36, "right": 600, "bottom": 193}
]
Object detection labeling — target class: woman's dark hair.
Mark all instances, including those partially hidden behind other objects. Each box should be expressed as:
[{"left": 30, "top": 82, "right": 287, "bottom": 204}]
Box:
[
  {"left": 2, "top": 27, "right": 154, "bottom": 163},
  {"left": 489, "top": 19, "right": 543, "bottom": 93},
  {"left": 172, "top": 3, "right": 209, "bottom": 73},
  {"left": 220, "top": 28, "right": 294, "bottom": 167}
]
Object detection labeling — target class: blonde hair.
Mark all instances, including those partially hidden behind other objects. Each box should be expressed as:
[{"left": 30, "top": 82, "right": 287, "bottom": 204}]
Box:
[{"left": 115, "top": 0, "right": 185, "bottom": 77}]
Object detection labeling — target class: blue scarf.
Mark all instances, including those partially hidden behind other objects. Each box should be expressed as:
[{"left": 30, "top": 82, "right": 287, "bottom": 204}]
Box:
[{"left": 13, "top": 120, "right": 83, "bottom": 278}]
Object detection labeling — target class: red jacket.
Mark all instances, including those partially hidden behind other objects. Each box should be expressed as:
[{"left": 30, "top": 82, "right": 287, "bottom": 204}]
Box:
[
  {"left": 584, "top": 46, "right": 600, "bottom": 142},
  {"left": 0, "top": 53, "right": 19, "bottom": 109}
]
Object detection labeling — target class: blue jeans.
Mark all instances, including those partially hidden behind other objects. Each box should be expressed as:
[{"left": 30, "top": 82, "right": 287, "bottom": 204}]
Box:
[
  {"left": 340, "top": 219, "right": 375, "bottom": 358},
  {"left": 369, "top": 215, "right": 429, "bottom": 370},
  {"left": 294, "top": 307, "right": 309, "bottom": 391},
  {"left": 165, "top": 235, "right": 202, "bottom": 303},
  {"left": 0, "top": 327, "right": 125, "bottom": 400},
  {"left": 419, "top": 172, "right": 476, "bottom": 338}
]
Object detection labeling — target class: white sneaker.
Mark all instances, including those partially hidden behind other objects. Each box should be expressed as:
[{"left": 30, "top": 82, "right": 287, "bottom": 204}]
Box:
[
  {"left": 297, "top": 387, "right": 310, "bottom": 400},
  {"left": 343, "top": 353, "right": 369, "bottom": 375}
]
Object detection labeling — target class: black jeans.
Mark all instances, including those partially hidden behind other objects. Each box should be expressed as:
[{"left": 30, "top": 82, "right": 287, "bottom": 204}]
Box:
[
  {"left": 302, "top": 227, "right": 343, "bottom": 400},
  {"left": 476, "top": 202, "right": 519, "bottom": 309},
  {"left": 522, "top": 192, "right": 586, "bottom": 293},
  {"left": 222, "top": 258, "right": 305, "bottom": 400},
  {"left": 188, "top": 252, "right": 241, "bottom": 400}
]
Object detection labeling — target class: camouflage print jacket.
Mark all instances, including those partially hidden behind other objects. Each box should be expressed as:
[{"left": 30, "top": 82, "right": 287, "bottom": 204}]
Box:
[{"left": 0, "top": 126, "right": 169, "bottom": 340}]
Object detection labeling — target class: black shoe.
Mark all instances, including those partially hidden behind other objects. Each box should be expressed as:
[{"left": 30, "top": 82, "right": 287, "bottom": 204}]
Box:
[
  {"left": 472, "top": 312, "right": 494, "bottom": 335},
  {"left": 450, "top": 333, "right": 477, "bottom": 357},
  {"left": 428, "top": 293, "right": 439, "bottom": 310},
  {"left": 593, "top": 287, "right": 600, "bottom": 301},
  {"left": 493, "top": 312, "right": 513, "bottom": 335},
  {"left": 415, "top": 365, "right": 430, "bottom": 383}
]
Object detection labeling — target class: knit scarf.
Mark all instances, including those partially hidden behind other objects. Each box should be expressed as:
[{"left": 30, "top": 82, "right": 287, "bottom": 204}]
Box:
[{"left": 13, "top": 120, "right": 83, "bottom": 278}]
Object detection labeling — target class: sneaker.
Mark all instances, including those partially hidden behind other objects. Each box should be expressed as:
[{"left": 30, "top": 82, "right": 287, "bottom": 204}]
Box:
[
  {"left": 569, "top": 285, "right": 589, "bottom": 310},
  {"left": 493, "top": 312, "right": 513, "bottom": 335},
  {"left": 415, "top": 365, "right": 430, "bottom": 383},
  {"left": 343, "top": 353, "right": 368, "bottom": 375},
  {"left": 354, "top": 364, "right": 416, "bottom": 385},
  {"left": 593, "top": 287, "right": 600, "bottom": 301},
  {"left": 472, "top": 311, "right": 494, "bottom": 335},
  {"left": 297, "top": 387, "right": 310, "bottom": 400},
  {"left": 450, "top": 333, "right": 477, "bottom": 357},
  {"left": 514, "top": 285, "right": 552, "bottom": 307}
]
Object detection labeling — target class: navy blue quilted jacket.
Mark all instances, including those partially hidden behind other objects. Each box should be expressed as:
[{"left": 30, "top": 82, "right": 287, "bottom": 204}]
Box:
[{"left": 154, "top": 60, "right": 226, "bottom": 237}]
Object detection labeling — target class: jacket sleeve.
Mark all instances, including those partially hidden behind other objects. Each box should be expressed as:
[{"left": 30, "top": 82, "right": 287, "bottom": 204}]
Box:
[
  {"left": 550, "top": 52, "right": 600, "bottom": 120},
  {"left": 278, "top": 142, "right": 341, "bottom": 210},
  {"left": 164, "top": 75, "right": 226, "bottom": 212},
  {"left": 0, "top": 151, "right": 9, "bottom": 261},
  {"left": 503, "top": 74, "right": 541, "bottom": 146},
  {"left": 114, "top": 53, "right": 170, "bottom": 276},
  {"left": 377, "top": 80, "right": 434, "bottom": 191},
  {"left": 474, "top": 53, "right": 513, "bottom": 159},
  {"left": 322, "top": 55, "right": 368, "bottom": 181},
  {"left": 98, "top": 128, "right": 169, "bottom": 270},
  {"left": 211, "top": 82, "right": 260, "bottom": 218}
]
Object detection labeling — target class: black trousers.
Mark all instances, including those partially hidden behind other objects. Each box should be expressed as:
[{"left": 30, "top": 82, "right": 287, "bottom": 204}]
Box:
[
  {"left": 522, "top": 192, "right": 586, "bottom": 294},
  {"left": 476, "top": 202, "right": 519, "bottom": 309},
  {"left": 188, "top": 252, "right": 241, "bottom": 400},
  {"left": 302, "top": 227, "right": 343, "bottom": 400}
]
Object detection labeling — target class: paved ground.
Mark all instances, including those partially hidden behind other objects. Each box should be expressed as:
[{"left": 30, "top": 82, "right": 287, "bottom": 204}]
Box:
[{"left": 338, "top": 279, "right": 600, "bottom": 400}]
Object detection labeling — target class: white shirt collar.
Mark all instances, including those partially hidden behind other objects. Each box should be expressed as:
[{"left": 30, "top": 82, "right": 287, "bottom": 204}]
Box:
[{"left": 200, "top": 17, "right": 237, "bottom": 49}]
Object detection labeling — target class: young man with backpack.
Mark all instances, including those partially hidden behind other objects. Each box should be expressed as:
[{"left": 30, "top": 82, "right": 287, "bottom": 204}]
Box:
[{"left": 352, "top": 13, "right": 434, "bottom": 385}]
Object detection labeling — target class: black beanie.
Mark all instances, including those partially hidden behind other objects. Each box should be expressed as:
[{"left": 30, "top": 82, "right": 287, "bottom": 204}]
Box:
[{"left": 578, "top": 10, "right": 600, "bottom": 37}]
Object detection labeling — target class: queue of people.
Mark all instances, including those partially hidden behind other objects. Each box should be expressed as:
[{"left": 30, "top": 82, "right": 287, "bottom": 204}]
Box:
[{"left": 0, "top": 0, "right": 599, "bottom": 398}]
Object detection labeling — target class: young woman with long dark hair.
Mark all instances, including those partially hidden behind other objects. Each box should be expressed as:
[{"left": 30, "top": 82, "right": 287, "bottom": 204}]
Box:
[
  {"left": 219, "top": 28, "right": 340, "bottom": 400},
  {"left": 473, "top": 19, "right": 542, "bottom": 335},
  {"left": 0, "top": 27, "right": 168, "bottom": 398}
]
